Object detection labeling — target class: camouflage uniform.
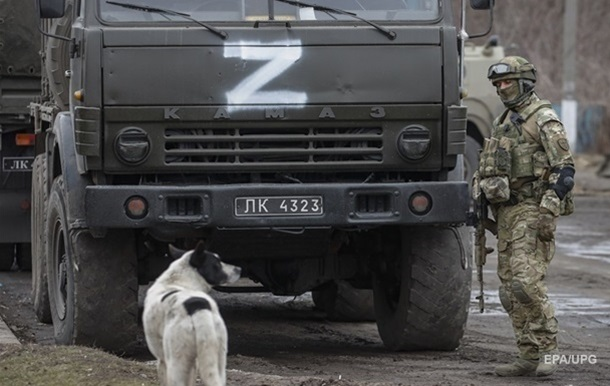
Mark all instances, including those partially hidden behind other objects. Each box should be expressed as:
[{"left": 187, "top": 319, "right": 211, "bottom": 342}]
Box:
[{"left": 478, "top": 56, "right": 575, "bottom": 376}]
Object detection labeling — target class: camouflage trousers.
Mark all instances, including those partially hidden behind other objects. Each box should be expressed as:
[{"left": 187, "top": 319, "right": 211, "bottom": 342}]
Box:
[{"left": 495, "top": 198, "right": 558, "bottom": 360}]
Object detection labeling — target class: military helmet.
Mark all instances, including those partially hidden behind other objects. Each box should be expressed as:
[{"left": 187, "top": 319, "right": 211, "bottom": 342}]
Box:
[{"left": 487, "top": 56, "right": 537, "bottom": 84}]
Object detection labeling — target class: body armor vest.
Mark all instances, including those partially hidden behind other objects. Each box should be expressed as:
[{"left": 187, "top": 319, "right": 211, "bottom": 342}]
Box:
[{"left": 492, "top": 99, "right": 554, "bottom": 185}]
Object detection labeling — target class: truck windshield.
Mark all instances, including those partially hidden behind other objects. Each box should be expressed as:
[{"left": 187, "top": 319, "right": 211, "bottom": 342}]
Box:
[{"left": 100, "top": 0, "right": 440, "bottom": 23}]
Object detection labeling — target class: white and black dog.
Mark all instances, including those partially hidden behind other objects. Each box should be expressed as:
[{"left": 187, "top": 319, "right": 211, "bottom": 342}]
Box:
[{"left": 143, "top": 241, "right": 241, "bottom": 386}]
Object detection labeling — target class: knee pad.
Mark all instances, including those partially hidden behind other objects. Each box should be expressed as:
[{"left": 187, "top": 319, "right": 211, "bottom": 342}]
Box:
[
  {"left": 511, "top": 279, "right": 533, "bottom": 305},
  {"left": 498, "top": 285, "right": 513, "bottom": 312}
]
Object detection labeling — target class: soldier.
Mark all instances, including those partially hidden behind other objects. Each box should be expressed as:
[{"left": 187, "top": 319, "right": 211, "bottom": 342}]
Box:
[{"left": 475, "top": 56, "right": 575, "bottom": 377}]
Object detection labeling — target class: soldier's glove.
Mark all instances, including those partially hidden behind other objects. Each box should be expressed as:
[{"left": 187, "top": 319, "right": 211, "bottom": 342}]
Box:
[
  {"left": 537, "top": 208, "right": 556, "bottom": 242},
  {"left": 472, "top": 171, "right": 482, "bottom": 200}
]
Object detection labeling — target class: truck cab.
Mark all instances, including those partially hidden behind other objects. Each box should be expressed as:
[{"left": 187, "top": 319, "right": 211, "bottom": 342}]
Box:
[{"left": 32, "top": 0, "right": 493, "bottom": 353}]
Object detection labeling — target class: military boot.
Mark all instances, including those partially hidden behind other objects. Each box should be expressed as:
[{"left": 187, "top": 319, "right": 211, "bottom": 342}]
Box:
[
  {"left": 494, "top": 358, "right": 538, "bottom": 377},
  {"left": 536, "top": 352, "right": 558, "bottom": 377}
]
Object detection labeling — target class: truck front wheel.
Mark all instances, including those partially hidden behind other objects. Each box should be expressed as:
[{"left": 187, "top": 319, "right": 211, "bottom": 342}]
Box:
[
  {"left": 373, "top": 226, "right": 471, "bottom": 351},
  {"left": 46, "top": 176, "right": 139, "bottom": 353}
]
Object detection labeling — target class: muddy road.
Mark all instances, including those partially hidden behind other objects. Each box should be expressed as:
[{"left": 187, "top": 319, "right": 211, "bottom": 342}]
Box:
[{"left": 1, "top": 195, "right": 610, "bottom": 385}]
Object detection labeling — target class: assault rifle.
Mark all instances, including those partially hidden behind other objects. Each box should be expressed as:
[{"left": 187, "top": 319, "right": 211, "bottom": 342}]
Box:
[{"left": 473, "top": 193, "right": 497, "bottom": 313}]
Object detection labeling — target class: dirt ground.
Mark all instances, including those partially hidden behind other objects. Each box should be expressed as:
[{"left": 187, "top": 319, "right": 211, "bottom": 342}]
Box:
[{"left": 1, "top": 155, "right": 610, "bottom": 386}]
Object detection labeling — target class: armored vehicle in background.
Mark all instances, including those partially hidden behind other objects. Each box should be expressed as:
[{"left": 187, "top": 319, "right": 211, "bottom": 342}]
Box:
[
  {"left": 31, "top": 0, "right": 493, "bottom": 353},
  {"left": 0, "top": 1, "right": 40, "bottom": 271},
  {"left": 463, "top": 36, "right": 506, "bottom": 182}
]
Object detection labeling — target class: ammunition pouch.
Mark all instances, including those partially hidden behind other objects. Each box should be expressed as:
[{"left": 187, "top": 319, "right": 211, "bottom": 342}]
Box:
[
  {"left": 511, "top": 143, "right": 541, "bottom": 179},
  {"left": 479, "top": 138, "right": 512, "bottom": 178},
  {"left": 480, "top": 176, "right": 511, "bottom": 204}
]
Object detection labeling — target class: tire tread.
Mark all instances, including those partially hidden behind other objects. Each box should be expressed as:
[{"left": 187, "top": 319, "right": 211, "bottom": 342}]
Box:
[{"left": 374, "top": 226, "right": 472, "bottom": 351}]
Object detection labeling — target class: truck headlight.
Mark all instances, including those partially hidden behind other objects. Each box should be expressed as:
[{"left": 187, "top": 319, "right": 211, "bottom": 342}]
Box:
[
  {"left": 114, "top": 127, "right": 151, "bottom": 165},
  {"left": 396, "top": 125, "right": 430, "bottom": 161}
]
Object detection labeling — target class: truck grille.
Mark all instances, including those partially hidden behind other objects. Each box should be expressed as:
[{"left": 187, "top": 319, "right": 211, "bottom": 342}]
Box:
[{"left": 164, "top": 127, "right": 383, "bottom": 166}]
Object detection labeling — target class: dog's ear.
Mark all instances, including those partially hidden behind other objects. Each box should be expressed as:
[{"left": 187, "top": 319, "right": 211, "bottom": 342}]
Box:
[
  {"left": 168, "top": 244, "right": 187, "bottom": 260},
  {"left": 190, "top": 246, "right": 229, "bottom": 285},
  {"left": 189, "top": 241, "right": 209, "bottom": 267}
]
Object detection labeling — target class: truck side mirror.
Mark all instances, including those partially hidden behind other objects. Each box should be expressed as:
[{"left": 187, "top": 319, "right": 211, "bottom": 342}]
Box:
[
  {"left": 470, "top": 0, "right": 494, "bottom": 10},
  {"left": 38, "top": 0, "right": 66, "bottom": 18},
  {"left": 467, "top": 0, "right": 495, "bottom": 39}
]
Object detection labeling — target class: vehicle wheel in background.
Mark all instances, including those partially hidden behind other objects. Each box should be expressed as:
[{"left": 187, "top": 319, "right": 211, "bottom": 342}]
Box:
[{"left": 312, "top": 280, "right": 375, "bottom": 322}]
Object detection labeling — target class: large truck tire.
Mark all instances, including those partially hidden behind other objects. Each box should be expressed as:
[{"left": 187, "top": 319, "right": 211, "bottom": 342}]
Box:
[
  {"left": 373, "top": 226, "right": 471, "bottom": 351},
  {"left": 312, "top": 280, "right": 375, "bottom": 322},
  {"left": 31, "top": 155, "right": 52, "bottom": 323},
  {"left": 46, "top": 176, "right": 139, "bottom": 353}
]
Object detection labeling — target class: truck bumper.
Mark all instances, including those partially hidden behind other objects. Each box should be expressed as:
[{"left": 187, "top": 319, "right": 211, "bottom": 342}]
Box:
[{"left": 85, "top": 181, "right": 469, "bottom": 230}]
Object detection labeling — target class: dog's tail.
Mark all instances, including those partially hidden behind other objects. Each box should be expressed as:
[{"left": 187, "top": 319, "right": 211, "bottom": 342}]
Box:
[{"left": 185, "top": 297, "right": 226, "bottom": 386}]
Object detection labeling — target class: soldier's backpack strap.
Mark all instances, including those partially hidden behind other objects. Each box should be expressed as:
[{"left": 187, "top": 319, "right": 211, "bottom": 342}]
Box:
[
  {"left": 492, "top": 109, "right": 511, "bottom": 136},
  {"left": 498, "top": 109, "right": 511, "bottom": 124},
  {"left": 517, "top": 100, "right": 554, "bottom": 144}
]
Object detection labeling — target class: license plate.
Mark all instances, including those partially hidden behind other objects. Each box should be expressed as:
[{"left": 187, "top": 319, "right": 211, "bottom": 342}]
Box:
[
  {"left": 235, "top": 196, "right": 323, "bottom": 217},
  {"left": 2, "top": 157, "right": 34, "bottom": 172}
]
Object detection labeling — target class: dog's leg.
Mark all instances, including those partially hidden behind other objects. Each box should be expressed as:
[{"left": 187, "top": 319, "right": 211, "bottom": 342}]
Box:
[
  {"left": 198, "top": 364, "right": 223, "bottom": 386},
  {"left": 157, "top": 359, "right": 168, "bottom": 386},
  {"left": 166, "top": 356, "right": 197, "bottom": 386},
  {"left": 217, "top": 319, "right": 229, "bottom": 386},
  {"left": 164, "top": 321, "right": 198, "bottom": 386},
  {"left": 197, "top": 338, "right": 223, "bottom": 386}
]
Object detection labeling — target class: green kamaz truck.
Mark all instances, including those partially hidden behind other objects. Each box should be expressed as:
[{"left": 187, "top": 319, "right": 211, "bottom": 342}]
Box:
[
  {"left": 0, "top": 1, "right": 40, "bottom": 271},
  {"left": 31, "top": 0, "right": 494, "bottom": 353}
]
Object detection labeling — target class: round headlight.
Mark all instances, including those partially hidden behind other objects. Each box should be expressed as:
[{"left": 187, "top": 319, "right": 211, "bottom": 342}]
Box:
[
  {"left": 114, "top": 127, "right": 151, "bottom": 165},
  {"left": 397, "top": 125, "right": 431, "bottom": 161}
]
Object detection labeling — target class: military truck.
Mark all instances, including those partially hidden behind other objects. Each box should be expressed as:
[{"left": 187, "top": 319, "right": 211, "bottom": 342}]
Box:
[
  {"left": 0, "top": 1, "right": 41, "bottom": 271},
  {"left": 31, "top": 0, "right": 494, "bottom": 353},
  {"left": 462, "top": 36, "right": 506, "bottom": 182}
]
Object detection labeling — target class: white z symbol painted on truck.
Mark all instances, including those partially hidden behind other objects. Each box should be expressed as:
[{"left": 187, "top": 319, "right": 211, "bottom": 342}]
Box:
[{"left": 224, "top": 40, "right": 307, "bottom": 105}]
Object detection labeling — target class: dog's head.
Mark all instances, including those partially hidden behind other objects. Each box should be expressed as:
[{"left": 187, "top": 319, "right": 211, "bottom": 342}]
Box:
[{"left": 171, "top": 241, "right": 241, "bottom": 287}]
